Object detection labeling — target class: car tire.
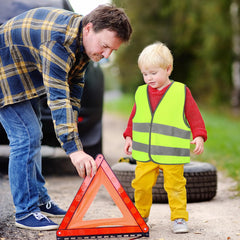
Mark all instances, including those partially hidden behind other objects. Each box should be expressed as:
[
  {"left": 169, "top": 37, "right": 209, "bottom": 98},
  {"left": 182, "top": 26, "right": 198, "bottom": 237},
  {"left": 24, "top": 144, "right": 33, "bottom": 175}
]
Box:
[{"left": 112, "top": 161, "right": 217, "bottom": 203}]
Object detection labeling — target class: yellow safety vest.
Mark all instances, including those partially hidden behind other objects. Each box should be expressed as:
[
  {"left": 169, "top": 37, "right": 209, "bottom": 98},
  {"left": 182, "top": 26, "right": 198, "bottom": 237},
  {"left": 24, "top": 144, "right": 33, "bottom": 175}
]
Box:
[{"left": 132, "top": 81, "right": 191, "bottom": 164}]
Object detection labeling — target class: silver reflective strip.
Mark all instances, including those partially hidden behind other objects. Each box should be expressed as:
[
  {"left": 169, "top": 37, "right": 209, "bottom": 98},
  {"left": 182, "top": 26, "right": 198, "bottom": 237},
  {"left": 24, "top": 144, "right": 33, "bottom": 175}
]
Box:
[
  {"left": 133, "top": 122, "right": 151, "bottom": 132},
  {"left": 133, "top": 122, "right": 190, "bottom": 139},
  {"left": 132, "top": 141, "right": 190, "bottom": 157},
  {"left": 132, "top": 141, "right": 149, "bottom": 153}
]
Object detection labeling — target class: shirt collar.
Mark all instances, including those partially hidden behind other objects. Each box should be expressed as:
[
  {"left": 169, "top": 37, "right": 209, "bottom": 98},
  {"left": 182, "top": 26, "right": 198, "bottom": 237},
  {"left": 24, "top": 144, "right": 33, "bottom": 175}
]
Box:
[{"left": 79, "top": 20, "right": 85, "bottom": 54}]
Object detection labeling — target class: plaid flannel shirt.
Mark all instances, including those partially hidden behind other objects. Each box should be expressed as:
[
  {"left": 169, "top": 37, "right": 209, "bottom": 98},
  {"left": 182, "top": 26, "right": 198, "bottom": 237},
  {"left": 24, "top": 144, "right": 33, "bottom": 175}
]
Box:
[{"left": 0, "top": 7, "right": 90, "bottom": 154}]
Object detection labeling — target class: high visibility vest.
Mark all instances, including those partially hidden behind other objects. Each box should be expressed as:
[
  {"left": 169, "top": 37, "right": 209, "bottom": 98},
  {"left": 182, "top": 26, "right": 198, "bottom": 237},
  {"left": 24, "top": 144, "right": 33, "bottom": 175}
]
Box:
[{"left": 132, "top": 82, "right": 191, "bottom": 164}]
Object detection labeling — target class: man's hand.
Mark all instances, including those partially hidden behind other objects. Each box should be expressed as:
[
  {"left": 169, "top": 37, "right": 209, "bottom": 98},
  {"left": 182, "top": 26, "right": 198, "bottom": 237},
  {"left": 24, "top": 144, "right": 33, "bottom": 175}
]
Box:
[{"left": 69, "top": 150, "right": 97, "bottom": 178}]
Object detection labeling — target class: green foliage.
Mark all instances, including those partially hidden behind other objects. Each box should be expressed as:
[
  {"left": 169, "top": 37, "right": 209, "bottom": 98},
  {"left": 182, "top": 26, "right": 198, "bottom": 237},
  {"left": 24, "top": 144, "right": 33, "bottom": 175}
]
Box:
[{"left": 113, "top": 0, "right": 233, "bottom": 105}]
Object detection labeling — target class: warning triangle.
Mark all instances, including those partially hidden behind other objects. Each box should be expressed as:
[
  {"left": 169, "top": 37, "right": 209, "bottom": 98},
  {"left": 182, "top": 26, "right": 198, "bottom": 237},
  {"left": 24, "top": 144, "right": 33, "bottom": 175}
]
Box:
[
  {"left": 56, "top": 154, "right": 149, "bottom": 239},
  {"left": 83, "top": 184, "right": 123, "bottom": 220}
]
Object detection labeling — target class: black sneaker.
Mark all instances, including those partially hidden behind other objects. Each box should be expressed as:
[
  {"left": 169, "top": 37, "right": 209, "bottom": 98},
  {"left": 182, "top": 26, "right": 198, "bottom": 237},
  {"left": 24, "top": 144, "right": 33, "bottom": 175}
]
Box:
[
  {"left": 40, "top": 200, "right": 66, "bottom": 217},
  {"left": 15, "top": 212, "right": 58, "bottom": 230}
]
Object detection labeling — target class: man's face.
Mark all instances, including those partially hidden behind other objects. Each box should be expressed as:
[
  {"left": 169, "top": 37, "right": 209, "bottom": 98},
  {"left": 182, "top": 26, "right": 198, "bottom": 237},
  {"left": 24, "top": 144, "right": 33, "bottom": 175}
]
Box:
[{"left": 83, "top": 23, "right": 123, "bottom": 62}]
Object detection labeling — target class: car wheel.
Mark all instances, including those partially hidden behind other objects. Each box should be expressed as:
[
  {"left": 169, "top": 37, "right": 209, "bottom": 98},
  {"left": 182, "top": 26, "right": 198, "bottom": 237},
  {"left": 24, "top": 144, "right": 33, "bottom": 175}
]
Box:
[{"left": 112, "top": 161, "right": 217, "bottom": 203}]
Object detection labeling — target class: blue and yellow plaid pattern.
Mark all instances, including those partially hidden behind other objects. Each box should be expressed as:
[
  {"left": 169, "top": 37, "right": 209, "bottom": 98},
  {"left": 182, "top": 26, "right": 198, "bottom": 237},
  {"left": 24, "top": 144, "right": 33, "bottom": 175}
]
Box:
[{"left": 0, "top": 7, "right": 90, "bottom": 154}]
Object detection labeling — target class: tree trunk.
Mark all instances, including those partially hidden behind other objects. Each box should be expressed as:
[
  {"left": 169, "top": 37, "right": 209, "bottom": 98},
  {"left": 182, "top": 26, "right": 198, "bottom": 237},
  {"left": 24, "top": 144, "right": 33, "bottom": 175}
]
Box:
[{"left": 230, "top": 0, "right": 240, "bottom": 108}]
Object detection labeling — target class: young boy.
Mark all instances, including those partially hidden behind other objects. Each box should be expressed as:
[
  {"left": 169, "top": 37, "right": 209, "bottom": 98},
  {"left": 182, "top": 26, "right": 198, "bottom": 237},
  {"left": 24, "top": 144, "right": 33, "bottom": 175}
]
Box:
[{"left": 123, "top": 42, "right": 207, "bottom": 234}]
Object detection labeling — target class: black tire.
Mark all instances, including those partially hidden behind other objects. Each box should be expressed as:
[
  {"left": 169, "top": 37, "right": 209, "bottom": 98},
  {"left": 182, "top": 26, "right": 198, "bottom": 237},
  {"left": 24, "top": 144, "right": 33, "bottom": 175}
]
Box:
[{"left": 112, "top": 161, "right": 217, "bottom": 203}]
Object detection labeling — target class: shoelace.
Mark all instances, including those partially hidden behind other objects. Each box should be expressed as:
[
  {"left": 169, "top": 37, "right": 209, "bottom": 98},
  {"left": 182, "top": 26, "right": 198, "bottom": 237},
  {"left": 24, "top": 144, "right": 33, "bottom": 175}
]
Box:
[
  {"left": 33, "top": 212, "right": 50, "bottom": 222},
  {"left": 175, "top": 219, "right": 185, "bottom": 225},
  {"left": 45, "top": 200, "right": 56, "bottom": 210}
]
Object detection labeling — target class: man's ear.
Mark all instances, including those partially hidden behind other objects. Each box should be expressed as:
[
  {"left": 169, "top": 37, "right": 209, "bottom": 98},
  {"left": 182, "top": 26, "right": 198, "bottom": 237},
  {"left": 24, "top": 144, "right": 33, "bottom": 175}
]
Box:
[{"left": 83, "top": 22, "right": 93, "bottom": 34}]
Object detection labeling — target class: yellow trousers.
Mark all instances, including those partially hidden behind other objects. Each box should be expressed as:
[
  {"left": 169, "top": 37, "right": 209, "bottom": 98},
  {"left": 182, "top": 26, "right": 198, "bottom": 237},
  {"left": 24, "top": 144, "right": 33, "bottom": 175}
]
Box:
[{"left": 132, "top": 161, "right": 188, "bottom": 221}]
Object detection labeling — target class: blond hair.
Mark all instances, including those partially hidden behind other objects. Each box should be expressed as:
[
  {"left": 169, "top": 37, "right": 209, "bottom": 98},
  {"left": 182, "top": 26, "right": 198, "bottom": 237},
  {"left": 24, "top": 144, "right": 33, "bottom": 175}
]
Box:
[{"left": 138, "top": 42, "right": 173, "bottom": 71}]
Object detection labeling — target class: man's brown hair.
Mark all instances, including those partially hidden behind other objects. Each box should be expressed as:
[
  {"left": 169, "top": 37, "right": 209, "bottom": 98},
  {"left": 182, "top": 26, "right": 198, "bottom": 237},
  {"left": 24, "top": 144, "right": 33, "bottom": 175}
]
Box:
[{"left": 82, "top": 4, "right": 132, "bottom": 42}]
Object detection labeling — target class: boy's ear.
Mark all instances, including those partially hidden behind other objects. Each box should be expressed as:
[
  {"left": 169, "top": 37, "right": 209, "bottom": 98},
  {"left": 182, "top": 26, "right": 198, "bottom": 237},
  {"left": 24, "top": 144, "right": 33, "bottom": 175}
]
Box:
[{"left": 167, "top": 65, "right": 172, "bottom": 75}]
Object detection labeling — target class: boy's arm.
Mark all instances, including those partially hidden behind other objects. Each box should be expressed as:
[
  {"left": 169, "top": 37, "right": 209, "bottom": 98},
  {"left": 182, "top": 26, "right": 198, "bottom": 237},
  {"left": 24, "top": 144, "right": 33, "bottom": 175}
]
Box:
[
  {"left": 123, "top": 103, "right": 136, "bottom": 139},
  {"left": 185, "top": 87, "right": 207, "bottom": 142},
  {"left": 123, "top": 104, "right": 136, "bottom": 155}
]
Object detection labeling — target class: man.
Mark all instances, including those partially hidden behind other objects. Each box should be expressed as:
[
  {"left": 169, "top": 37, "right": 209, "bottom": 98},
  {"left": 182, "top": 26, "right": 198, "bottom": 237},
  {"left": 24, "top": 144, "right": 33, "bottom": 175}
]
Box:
[{"left": 0, "top": 5, "right": 132, "bottom": 230}]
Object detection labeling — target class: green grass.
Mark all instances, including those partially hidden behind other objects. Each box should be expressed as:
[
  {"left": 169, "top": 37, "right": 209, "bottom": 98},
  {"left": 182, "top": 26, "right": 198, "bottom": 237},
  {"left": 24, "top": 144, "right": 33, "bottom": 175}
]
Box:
[
  {"left": 104, "top": 93, "right": 135, "bottom": 116},
  {"left": 104, "top": 95, "right": 240, "bottom": 190},
  {"left": 195, "top": 108, "right": 240, "bottom": 190}
]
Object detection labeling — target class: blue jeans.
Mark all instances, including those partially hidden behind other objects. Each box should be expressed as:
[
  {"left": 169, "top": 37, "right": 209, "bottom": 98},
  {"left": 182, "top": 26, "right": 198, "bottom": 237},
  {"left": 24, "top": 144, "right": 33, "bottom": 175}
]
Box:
[{"left": 0, "top": 98, "right": 50, "bottom": 220}]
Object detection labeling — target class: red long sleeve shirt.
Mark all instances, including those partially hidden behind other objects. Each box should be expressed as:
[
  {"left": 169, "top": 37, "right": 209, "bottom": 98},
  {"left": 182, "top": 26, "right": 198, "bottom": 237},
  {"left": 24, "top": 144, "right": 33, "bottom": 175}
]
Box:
[{"left": 123, "top": 83, "right": 207, "bottom": 141}]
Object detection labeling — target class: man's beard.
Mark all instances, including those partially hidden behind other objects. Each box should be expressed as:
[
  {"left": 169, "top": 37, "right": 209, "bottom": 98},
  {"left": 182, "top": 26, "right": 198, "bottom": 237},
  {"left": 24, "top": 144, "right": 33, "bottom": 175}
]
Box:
[{"left": 90, "top": 54, "right": 104, "bottom": 62}]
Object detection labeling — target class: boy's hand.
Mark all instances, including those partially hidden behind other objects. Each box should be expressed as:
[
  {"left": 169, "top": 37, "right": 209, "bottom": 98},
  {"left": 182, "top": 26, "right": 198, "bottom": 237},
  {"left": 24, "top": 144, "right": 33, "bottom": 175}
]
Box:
[
  {"left": 124, "top": 136, "right": 132, "bottom": 155},
  {"left": 191, "top": 136, "right": 204, "bottom": 155}
]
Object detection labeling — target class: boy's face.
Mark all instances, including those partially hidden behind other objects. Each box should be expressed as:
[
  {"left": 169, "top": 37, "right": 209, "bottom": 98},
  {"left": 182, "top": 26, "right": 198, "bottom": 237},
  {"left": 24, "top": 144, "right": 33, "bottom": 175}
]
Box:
[
  {"left": 141, "top": 66, "right": 172, "bottom": 90},
  {"left": 83, "top": 23, "right": 123, "bottom": 62}
]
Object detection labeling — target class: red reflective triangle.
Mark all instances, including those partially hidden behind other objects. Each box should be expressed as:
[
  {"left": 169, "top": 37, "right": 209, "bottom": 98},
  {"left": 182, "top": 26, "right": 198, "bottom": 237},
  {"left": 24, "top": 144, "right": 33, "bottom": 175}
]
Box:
[{"left": 56, "top": 154, "right": 149, "bottom": 239}]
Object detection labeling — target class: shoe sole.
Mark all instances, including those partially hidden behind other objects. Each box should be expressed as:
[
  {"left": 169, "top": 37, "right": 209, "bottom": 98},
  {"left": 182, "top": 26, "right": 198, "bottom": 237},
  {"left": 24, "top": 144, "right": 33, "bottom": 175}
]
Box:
[
  {"left": 15, "top": 222, "right": 58, "bottom": 231},
  {"left": 40, "top": 211, "right": 66, "bottom": 218},
  {"left": 173, "top": 229, "right": 189, "bottom": 234}
]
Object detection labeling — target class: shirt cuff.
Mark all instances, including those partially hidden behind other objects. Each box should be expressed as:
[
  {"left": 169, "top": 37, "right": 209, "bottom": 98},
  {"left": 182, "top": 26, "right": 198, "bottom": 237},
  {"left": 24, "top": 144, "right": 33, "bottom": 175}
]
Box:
[
  {"left": 192, "top": 128, "right": 208, "bottom": 142},
  {"left": 63, "top": 139, "right": 83, "bottom": 155}
]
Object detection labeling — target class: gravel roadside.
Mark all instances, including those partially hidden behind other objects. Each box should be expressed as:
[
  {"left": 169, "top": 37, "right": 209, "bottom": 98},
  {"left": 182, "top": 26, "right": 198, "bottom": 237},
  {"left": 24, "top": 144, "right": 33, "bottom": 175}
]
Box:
[{"left": 0, "top": 113, "right": 240, "bottom": 240}]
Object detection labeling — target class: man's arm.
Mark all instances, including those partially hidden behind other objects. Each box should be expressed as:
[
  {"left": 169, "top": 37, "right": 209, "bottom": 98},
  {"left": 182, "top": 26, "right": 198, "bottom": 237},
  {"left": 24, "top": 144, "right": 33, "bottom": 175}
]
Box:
[{"left": 40, "top": 41, "right": 96, "bottom": 177}]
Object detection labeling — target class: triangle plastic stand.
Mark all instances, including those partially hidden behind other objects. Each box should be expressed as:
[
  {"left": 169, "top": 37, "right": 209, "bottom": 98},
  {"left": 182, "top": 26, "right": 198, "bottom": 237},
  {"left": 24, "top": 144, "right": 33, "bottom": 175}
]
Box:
[{"left": 56, "top": 154, "right": 149, "bottom": 239}]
